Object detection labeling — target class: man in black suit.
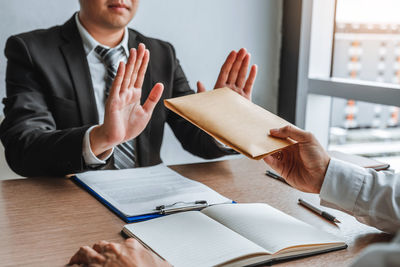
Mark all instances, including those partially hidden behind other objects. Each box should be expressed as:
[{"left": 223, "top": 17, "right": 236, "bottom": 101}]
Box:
[{"left": 0, "top": 0, "right": 257, "bottom": 177}]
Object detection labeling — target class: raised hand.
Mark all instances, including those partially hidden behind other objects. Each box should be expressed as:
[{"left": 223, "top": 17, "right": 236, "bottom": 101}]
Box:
[
  {"left": 197, "top": 48, "right": 257, "bottom": 101},
  {"left": 263, "top": 125, "right": 331, "bottom": 193},
  {"left": 68, "top": 238, "right": 171, "bottom": 267},
  {"left": 90, "top": 43, "right": 164, "bottom": 157}
]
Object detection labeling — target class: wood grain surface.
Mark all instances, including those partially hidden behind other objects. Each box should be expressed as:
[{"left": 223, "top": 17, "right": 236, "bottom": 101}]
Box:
[{"left": 0, "top": 158, "right": 393, "bottom": 266}]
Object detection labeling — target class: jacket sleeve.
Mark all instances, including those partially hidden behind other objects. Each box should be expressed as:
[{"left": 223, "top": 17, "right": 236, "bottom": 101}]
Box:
[
  {"left": 320, "top": 158, "right": 400, "bottom": 234},
  {"left": 0, "top": 35, "right": 89, "bottom": 177},
  {"left": 165, "top": 44, "right": 234, "bottom": 159}
]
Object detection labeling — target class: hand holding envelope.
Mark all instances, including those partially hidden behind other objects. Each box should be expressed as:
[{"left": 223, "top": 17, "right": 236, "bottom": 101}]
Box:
[{"left": 164, "top": 88, "right": 296, "bottom": 160}]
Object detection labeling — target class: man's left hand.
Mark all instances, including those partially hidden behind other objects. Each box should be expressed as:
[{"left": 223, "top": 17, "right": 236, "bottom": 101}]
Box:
[{"left": 197, "top": 48, "right": 257, "bottom": 101}]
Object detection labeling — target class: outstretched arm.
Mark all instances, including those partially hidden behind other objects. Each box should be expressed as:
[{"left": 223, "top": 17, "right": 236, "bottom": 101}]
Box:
[{"left": 265, "top": 125, "right": 400, "bottom": 233}]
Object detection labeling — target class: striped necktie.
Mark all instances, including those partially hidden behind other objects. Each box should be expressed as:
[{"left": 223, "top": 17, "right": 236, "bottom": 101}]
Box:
[{"left": 95, "top": 45, "right": 136, "bottom": 169}]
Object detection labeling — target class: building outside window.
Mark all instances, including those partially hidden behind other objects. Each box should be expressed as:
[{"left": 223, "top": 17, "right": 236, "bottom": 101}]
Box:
[
  {"left": 329, "top": 0, "right": 400, "bottom": 169},
  {"left": 299, "top": 0, "right": 400, "bottom": 171}
]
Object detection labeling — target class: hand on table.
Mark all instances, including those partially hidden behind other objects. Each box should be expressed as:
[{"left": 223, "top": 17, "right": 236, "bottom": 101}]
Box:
[
  {"left": 90, "top": 43, "right": 164, "bottom": 157},
  {"left": 197, "top": 48, "right": 257, "bottom": 101},
  {"left": 68, "top": 238, "right": 171, "bottom": 267},
  {"left": 263, "top": 125, "right": 331, "bottom": 193}
]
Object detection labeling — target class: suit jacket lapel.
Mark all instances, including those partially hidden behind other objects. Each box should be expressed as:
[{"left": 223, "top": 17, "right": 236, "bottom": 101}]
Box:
[{"left": 60, "top": 15, "right": 99, "bottom": 125}]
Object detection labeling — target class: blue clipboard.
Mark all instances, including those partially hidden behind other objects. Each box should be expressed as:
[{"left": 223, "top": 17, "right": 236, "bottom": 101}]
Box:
[{"left": 73, "top": 176, "right": 235, "bottom": 223}]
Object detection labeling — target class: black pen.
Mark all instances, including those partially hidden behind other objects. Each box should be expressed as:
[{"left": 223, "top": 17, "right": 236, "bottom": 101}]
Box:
[
  {"left": 265, "top": 170, "right": 288, "bottom": 184},
  {"left": 298, "top": 198, "right": 341, "bottom": 223}
]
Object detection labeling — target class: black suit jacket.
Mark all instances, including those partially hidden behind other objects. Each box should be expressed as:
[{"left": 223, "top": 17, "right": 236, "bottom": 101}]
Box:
[{"left": 0, "top": 15, "right": 228, "bottom": 177}]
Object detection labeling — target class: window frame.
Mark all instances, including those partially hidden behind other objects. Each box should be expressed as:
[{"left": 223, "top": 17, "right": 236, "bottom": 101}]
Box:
[{"left": 294, "top": 0, "right": 400, "bottom": 147}]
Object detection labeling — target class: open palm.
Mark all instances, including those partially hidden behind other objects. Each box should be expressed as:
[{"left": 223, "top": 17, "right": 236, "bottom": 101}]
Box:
[
  {"left": 197, "top": 48, "right": 257, "bottom": 101},
  {"left": 91, "top": 44, "right": 163, "bottom": 156}
]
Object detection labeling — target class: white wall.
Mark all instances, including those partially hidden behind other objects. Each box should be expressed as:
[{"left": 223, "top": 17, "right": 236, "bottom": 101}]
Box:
[{"left": 0, "top": 0, "right": 282, "bottom": 177}]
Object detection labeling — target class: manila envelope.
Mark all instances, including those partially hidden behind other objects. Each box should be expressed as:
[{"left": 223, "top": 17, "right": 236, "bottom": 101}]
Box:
[{"left": 164, "top": 87, "right": 295, "bottom": 160}]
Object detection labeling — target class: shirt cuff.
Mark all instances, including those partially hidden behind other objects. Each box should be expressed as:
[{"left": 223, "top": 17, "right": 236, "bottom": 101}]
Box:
[
  {"left": 319, "top": 157, "right": 368, "bottom": 213},
  {"left": 82, "top": 125, "right": 113, "bottom": 166},
  {"left": 213, "top": 138, "right": 238, "bottom": 154}
]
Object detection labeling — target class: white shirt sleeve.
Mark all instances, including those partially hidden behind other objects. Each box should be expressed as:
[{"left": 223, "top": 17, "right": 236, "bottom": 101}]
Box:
[
  {"left": 320, "top": 157, "right": 400, "bottom": 234},
  {"left": 350, "top": 231, "right": 400, "bottom": 267},
  {"left": 82, "top": 125, "right": 113, "bottom": 166}
]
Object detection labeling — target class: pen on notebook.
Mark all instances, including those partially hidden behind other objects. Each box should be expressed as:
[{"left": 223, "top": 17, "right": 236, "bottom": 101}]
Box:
[
  {"left": 298, "top": 198, "right": 341, "bottom": 223},
  {"left": 265, "top": 170, "right": 288, "bottom": 184}
]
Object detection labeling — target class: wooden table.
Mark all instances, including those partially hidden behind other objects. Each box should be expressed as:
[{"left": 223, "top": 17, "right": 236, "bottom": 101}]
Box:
[{"left": 0, "top": 158, "right": 392, "bottom": 266}]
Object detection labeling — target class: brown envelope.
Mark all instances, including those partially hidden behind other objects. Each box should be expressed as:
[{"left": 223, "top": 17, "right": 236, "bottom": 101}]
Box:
[{"left": 164, "top": 87, "right": 295, "bottom": 160}]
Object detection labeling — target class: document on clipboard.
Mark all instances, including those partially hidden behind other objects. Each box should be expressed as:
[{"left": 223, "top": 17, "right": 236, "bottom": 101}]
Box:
[{"left": 73, "top": 164, "right": 232, "bottom": 222}]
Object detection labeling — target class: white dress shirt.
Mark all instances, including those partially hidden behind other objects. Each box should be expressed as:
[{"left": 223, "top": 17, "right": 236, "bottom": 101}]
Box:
[
  {"left": 320, "top": 158, "right": 400, "bottom": 266},
  {"left": 75, "top": 14, "right": 129, "bottom": 166}
]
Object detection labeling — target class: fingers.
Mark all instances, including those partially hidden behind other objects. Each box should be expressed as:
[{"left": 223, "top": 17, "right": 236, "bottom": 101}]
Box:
[
  {"left": 263, "top": 155, "right": 275, "bottom": 166},
  {"left": 109, "top": 62, "right": 125, "bottom": 99},
  {"left": 92, "top": 240, "right": 110, "bottom": 253},
  {"left": 125, "top": 238, "right": 145, "bottom": 250},
  {"left": 196, "top": 81, "right": 206, "bottom": 93},
  {"left": 129, "top": 43, "right": 146, "bottom": 89},
  {"left": 119, "top": 48, "right": 137, "bottom": 94},
  {"left": 264, "top": 150, "right": 284, "bottom": 167},
  {"left": 236, "top": 53, "right": 251, "bottom": 88},
  {"left": 270, "top": 125, "right": 313, "bottom": 142},
  {"left": 117, "top": 43, "right": 149, "bottom": 102},
  {"left": 69, "top": 245, "right": 105, "bottom": 265},
  {"left": 227, "top": 48, "right": 247, "bottom": 85},
  {"left": 214, "top": 50, "right": 237, "bottom": 89},
  {"left": 110, "top": 43, "right": 147, "bottom": 98},
  {"left": 214, "top": 48, "right": 257, "bottom": 98},
  {"left": 104, "top": 242, "right": 122, "bottom": 254},
  {"left": 134, "top": 49, "right": 150, "bottom": 88},
  {"left": 142, "top": 83, "right": 164, "bottom": 113},
  {"left": 243, "top": 64, "right": 257, "bottom": 97}
]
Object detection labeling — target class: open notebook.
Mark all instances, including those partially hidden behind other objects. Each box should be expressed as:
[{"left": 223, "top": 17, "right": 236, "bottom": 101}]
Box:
[
  {"left": 164, "top": 88, "right": 295, "bottom": 160},
  {"left": 123, "top": 203, "right": 346, "bottom": 267}
]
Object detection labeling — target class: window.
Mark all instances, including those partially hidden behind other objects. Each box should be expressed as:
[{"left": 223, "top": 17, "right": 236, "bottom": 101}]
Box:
[{"left": 298, "top": 0, "right": 400, "bottom": 171}]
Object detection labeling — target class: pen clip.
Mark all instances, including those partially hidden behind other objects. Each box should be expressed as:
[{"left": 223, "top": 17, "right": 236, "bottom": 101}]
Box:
[{"left": 155, "top": 200, "right": 208, "bottom": 215}]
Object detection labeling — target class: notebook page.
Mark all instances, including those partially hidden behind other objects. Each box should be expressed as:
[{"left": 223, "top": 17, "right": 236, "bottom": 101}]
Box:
[
  {"left": 202, "top": 203, "right": 344, "bottom": 254},
  {"left": 123, "top": 211, "right": 269, "bottom": 267},
  {"left": 75, "top": 164, "right": 231, "bottom": 217}
]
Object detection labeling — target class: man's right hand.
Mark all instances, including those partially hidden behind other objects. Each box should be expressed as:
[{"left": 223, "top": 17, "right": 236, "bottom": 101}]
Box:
[
  {"left": 263, "top": 125, "right": 331, "bottom": 194},
  {"left": 90, "top": 43, "right": 164, "bottom": 158}
]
